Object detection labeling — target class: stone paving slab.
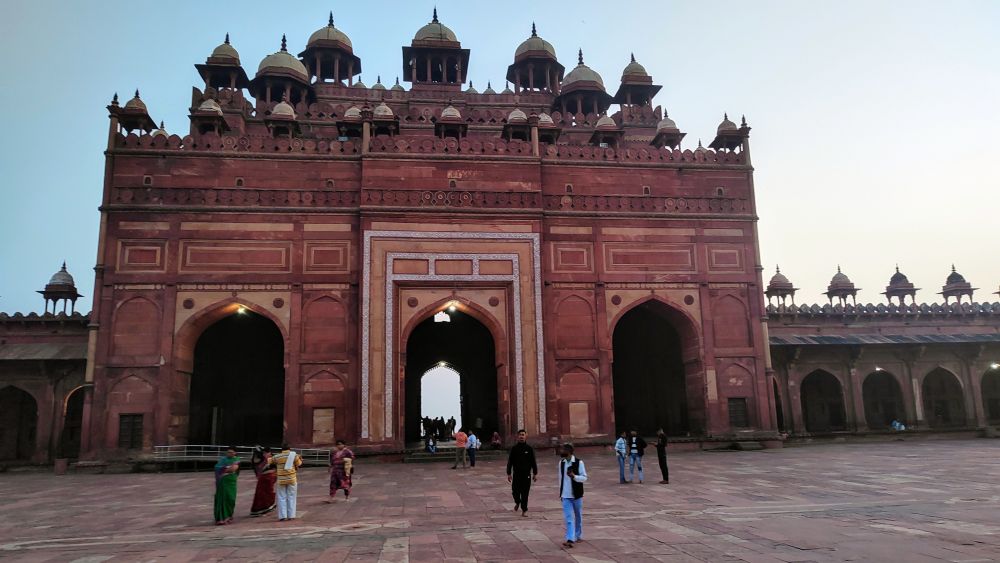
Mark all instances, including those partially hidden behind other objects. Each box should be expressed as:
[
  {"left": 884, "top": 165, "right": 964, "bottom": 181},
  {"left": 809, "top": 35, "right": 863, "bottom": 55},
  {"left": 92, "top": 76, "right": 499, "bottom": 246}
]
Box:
[{"left": 1, "top": 440, "right": 999, "bottom": 561}]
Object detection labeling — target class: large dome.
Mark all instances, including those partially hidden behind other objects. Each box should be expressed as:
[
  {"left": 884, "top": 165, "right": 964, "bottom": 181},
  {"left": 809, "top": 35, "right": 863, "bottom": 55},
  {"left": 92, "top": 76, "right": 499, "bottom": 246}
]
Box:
[
  {"left": 515, "top": 24, "right": 556, "bottom": 58},
  {"left": 257, "top": 36, "right": 309, "bottom": 82},
  {"left": 308, "top": 13, "right": 353, "bottom": 48},
  {"left": 563, "top": 50, "right": 605, "bottom": 90},
  {"left": 414, "top": 9, "right": 458, "bottom": 42}
]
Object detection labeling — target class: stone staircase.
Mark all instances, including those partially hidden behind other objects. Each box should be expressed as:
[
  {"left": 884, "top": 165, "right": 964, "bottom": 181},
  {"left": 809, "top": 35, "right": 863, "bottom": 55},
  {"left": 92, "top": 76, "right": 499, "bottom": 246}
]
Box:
[{"left": 403, "top": 444, "right": 508, "bottom": 464}]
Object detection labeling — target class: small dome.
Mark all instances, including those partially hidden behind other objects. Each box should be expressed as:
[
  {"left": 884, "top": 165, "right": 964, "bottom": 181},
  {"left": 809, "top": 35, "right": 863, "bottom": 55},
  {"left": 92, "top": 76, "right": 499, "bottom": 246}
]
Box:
[
  {"left": 507, "top": 108, "right": 527, "bottom": 123},
  {"left": 210, "top": 34, "right": 240, "bottom": 63},
  {"left": 946, "top": 265, "right": 966, "bottom": 284},
  {"left": 515, "top": 24, "right": 556, "bottom": 59},
  {"left": 343, "top": 106, "right": 362, "bottom": 120},
  {"left": 372, "top": 76, "right": 386, "bottom": 90},
  {"left": 595, "top": 114, "right": 617, "bottom": 129},
  {"left": 257, "top": 36, "right": 309, "bottom": 82},
  {"left": 440, "top": 105, "right": 462, "bottom": 120},
  {"left": 198, "top": 98, "right": 223, "bottom": 115},
  {"left": 562, "top": 50, "right": 605, "bottom": 90},
  {"left": 124, "top": 90, "right": 146, "bottom": 111},
  {"left": 656, "top": 112, "right": 678, "bottom": 132},
  {"left": 537, "top": 112, "right": 554, "bottom": 126},
  {"left": 391, "top": 77, "right": 405, "bottom": 92},
  {"left": 48, "top": 263, "right": 75, "bottom": 287},
  {"left": 307, "top": 13, "right": 353, "bottom": 49},
  {"left": 151, "top": 121, "right": 168, "bottom": 137},
  {"left": 414, "top": 9, "right": 458, "bottom": 42},
  {"left": 465, "top": 82, "right": 478, "bottom": 94},
  {"left": 353, "top": 78, "right": 367, "bottom": 89},
  {"left": 889, "top": 267, "right": 909, "bottom": 285},
  {"left": 831, "top": 270, "right": 852, "bottom": 286},
  {"left": 373, "top": 102, "right": 394, "bottom": 118},
  {"left": 501, "top": 82, "right": 514, "bottom": 95},
  {"left": 717, "top": 113, "right": 737, "bottom": 133},
  {"left": 769, "top": 268, "right": 790, "bottom": 287},
  {"left": 483, "top": 82, "right": 496, "bottom": 95},
  {"left": 622, "top": 53, "right": 648, "bottom": 77},
  {"left": 271, "top": 100, "right": 296, "bottom": 119},
  {"left": 694, "top": 139, "right": 707, "bottom": 153}
]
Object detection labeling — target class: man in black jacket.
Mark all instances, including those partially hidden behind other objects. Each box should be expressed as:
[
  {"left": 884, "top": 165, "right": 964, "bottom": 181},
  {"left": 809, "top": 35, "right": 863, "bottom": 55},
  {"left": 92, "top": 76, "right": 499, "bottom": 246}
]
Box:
[
  {"left": 506, "top": 429, "right": 538, "bottom": 516},
  {"left": 628, "top": 429, "right": 646, "bottom": 484}
]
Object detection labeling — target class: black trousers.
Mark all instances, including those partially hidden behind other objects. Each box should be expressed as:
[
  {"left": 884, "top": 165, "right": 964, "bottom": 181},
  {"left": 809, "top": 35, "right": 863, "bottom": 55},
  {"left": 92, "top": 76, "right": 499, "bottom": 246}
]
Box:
[
  {"left": 657, "top": 451, "right": 669, "bottom": 482},
  {"left": 512, "top": 474, "right": 532, "bottom": 511}
]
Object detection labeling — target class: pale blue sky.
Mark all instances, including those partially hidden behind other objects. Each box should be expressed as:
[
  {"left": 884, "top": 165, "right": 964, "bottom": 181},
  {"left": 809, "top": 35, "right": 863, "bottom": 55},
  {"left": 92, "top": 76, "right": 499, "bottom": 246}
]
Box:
[{"left": 1, "top": 1, "right": 998, "bottom": 313}]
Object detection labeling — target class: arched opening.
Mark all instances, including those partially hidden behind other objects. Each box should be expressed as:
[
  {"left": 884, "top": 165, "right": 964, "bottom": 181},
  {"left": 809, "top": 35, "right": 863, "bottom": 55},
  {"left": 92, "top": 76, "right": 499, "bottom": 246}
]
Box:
[
  {"left": 611, "top": 300, "right": 702, "bottom": 436},
  {"left": 59, "top": 386, "right": 86, "bottom": 458},
  {"left": 404, "top": 308, "right": 497, "bottom": 444},
  {"left": 863, "top": 371, "right": 905, "bottom": 429},
  {"left": 0, "top": 386, "right": 38, "bottom": 461},
  {"left": 773, "top": 379, "right": 785, "bottom": 432},
  {"left": 983, "top": 368, "right": 1000, "bottom": 424},
  {"left": 922, "top": 368, "right": 967, "bottom": 428},
  {"left": 420, "top": 364, "right": 463, "bottom": 437},
  {"left": 189, "top": 310, "right": 285, "bottom": 445},
  {"left": 800, "top": 370, "right": 846, "bottom": 432}
]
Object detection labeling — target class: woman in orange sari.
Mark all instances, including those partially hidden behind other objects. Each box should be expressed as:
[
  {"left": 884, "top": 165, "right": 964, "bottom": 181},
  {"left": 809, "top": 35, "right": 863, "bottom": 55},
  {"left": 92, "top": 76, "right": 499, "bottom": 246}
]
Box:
[{"left": 249, "top": 446, "right": 276, "bottom": 516}]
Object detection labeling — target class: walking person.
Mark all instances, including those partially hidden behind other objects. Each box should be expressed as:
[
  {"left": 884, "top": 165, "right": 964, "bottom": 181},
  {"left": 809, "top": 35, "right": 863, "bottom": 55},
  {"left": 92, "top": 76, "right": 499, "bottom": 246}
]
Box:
[
  {"left": 506, "top": 429, "right": 538, "bottom": 516},
  {"left": 655, "top": 429, "right": 670, "bottom": 484},
  {"left": 614, "top": 431, "right": 628, "bottom": 484},
  {"left": 558, "top": 443, "right": 587, "bottom": 549},
  {"left": 213, "top": 446, "right": 240, "bottom": 525},
  {"left": 466, "top": 430, "right": 480, "bottom": 468},
  {"left": 327, "top": 440, "right": 355, "bottom": 502},
  {"left": 451, "top": 428, "right": 468, "bottom": 469},
  {"left": 249, "top": 446, "right": 276, "bottom": 516},
  {"left": 272, "top": 444, "right": 302, "bottom": 521},
  {"left": 628, "top": 429, "right": 646, "bottom": 484}
]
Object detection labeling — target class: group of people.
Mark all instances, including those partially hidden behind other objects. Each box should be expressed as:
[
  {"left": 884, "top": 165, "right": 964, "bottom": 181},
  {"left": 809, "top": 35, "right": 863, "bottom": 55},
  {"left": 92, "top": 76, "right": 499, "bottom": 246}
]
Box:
[
  {"left": 614, "top": 428, "right": 671, "bottom": 484},
  {"left": 212, "top": 430, "right": 671, "bottom": 551},
  {"left": 421, "top": 415, "right": 457, "bottom": 440},
  {"left": 212, "top": 440, "right": 355, "bottom": 526}
]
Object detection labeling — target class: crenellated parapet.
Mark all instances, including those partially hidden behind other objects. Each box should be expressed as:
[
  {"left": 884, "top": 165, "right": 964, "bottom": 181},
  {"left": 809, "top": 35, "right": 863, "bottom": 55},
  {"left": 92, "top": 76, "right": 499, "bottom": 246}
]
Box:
[{"left": 767, "top": 301, "right": 1000, "bottom": 317}]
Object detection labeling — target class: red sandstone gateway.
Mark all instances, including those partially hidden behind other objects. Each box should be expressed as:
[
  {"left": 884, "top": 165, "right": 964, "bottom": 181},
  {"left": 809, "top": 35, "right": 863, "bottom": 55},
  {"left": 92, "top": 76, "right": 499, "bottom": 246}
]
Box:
[{"left": 3, "top": 11, "right": 997, "bottom": 466}]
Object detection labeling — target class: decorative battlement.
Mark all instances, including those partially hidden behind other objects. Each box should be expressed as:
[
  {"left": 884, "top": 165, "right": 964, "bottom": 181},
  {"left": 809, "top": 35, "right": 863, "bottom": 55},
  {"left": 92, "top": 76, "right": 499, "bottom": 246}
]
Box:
[{"left": 767, "top": 302, "right": 1000, "bottom": 317}]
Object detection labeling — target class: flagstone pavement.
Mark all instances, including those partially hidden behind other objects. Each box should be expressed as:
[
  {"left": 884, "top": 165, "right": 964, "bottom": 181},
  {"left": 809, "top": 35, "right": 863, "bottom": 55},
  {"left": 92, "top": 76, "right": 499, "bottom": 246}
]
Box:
[{"left": 2, "top": 439, "right": 1000, "bottom": 562}]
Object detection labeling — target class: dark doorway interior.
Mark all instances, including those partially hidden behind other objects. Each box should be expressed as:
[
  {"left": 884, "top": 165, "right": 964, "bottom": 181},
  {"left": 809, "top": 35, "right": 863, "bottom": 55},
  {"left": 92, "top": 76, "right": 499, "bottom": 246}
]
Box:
[
  {"left": 190, "top": 311, "right": 285, "bottom": 446},
  {"left": 404, "top": 309, "right": 497, "bottom": 443},
  {"left": 984, "top": 371, "right": 1000, "bottom": 423},
  {"left": 773, "top": 379, "right": 785, "bottom": 432},
  {"left": 863, "top": 371, "right": 904, "bottom": 429},
  {"left": 612, "top": 304, "right": 690, "bottom": 436},
  {"left": 59, "top": 387, "right": 85, "bottom": 458},
  {"left": 922, "top": 368, "right": 967, "bottom": 428},
  {"left": 800, "top": 370, "right": 846, "bottom": 432},
  {"left": 0, "top": 386, "right": 37, "bottom": 460}
]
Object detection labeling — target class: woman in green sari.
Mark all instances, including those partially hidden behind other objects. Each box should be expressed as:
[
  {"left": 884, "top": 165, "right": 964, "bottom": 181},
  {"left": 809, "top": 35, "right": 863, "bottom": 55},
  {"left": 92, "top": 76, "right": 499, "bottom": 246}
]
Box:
[{"left": 213, "top": 447, "right": 240, "bottom": 525}]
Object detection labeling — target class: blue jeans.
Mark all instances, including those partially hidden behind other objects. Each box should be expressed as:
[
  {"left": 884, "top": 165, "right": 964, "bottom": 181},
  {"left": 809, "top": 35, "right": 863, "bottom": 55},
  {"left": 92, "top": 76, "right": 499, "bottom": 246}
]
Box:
[
  {"left": 629, "top": 453, "right": 644, "bottom": 482},
  {"left": 617, "top": 454, "right": 626, "bottom": 483},
  {"left": 561, "top": 497, "right": 583, "bottom": 541}
]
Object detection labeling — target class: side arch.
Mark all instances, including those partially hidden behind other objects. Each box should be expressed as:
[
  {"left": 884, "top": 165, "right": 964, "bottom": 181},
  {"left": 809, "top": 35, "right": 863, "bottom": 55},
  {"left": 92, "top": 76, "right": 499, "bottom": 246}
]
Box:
[
  {"left": 922, "top": 367, "right": 967, "bottom": 428},
  {"left": 0, "top": 385, "right": 39, "bottom": 461},
  {"left": 800, "top": 369, "right": 846, "bottom": 432},
  {"left": 111, "top": 297, "right": 160, "bottom": 357}
]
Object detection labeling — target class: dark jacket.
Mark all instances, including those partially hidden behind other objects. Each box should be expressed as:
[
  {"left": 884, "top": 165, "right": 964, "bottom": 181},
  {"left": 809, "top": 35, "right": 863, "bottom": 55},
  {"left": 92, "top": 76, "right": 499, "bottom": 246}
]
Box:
[
  {"left": 655, "top": 435, "right": 667, "bottom": 455},
  {"left": 629, "top": 436, "right": 647, "bottom": 456},
  {"left": 506, "top": 442, "right": 538, "bottom": 477}
]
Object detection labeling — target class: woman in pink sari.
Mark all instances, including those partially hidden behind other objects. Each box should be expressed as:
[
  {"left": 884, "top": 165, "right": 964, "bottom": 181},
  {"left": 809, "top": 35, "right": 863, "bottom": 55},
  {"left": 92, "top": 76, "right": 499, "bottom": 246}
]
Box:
[
  {"left": 327, "top": 440, "right": 355, "bottom": 502},
  {"left": 249, "top": 446, "right": 276, "bottom": 516}
]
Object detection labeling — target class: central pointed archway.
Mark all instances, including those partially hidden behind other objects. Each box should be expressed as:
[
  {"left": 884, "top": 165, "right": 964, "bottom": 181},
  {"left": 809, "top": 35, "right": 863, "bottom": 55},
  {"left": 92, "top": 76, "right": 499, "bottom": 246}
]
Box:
[{"left": 402, "top": 304, "right": 501, "bottom": 444}]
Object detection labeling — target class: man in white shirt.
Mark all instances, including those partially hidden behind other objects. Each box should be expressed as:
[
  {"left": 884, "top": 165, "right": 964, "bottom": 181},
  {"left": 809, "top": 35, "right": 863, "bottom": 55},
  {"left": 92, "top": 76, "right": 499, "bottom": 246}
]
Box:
[
  {"left": 557, "top": 443, "right": 588, "bottom": 548},
  {"left": 466, "top": 431, "right": 480, "bottom": 467}
]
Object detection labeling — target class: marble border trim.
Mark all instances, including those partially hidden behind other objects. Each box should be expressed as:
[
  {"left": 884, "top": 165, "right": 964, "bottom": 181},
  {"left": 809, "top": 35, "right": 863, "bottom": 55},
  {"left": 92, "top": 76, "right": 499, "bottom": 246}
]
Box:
[{"left": 361, "top": 230, "right": 545, "bottom": 439}]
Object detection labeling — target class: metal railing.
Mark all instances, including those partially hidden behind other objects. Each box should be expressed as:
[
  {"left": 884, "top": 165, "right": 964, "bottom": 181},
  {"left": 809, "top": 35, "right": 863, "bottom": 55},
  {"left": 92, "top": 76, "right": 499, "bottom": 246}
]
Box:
[{"left": 153, "top": 445, "right": 331, "bottom": 465}]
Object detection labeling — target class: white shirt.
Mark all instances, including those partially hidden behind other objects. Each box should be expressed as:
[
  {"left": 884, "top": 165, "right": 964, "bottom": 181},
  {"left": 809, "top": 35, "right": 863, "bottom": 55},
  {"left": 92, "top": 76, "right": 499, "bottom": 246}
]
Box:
[
  {"left": 559, "top": 456, "right": 588, "bottom": 499},
  {"left": 466, "top": 434, "right": 479, "bottom": 449}
]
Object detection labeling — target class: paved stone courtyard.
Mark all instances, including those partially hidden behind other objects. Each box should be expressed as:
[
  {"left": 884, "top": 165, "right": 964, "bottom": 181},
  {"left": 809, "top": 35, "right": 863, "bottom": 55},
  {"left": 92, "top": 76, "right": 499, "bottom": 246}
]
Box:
[{"left": 1, "top": 440, "right": 999, "bottom": 562}]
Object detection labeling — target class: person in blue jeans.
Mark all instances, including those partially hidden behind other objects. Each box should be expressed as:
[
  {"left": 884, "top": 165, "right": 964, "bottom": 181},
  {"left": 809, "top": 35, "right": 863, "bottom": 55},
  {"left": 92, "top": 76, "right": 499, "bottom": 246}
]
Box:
[
  {"left": 614, "top": 431, "right": 628, "bottom": 484},
  {"left": 557, "top": 443, "right": 587, "bottom": 549},
  {"left": 628, "top": 429, "right": 646, "bottom": 484}
]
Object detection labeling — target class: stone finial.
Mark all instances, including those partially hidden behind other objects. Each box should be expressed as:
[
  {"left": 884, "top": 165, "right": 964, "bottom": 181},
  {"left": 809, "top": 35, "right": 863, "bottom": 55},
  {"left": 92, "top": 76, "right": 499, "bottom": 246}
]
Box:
[
  {"left": 532, "top": 22, "right": 537, "bottom": 37},
  {"left": 224, "top": 32, "right": 230, "bottom": 45},
  {"left": 487, "top": 81, "right": 491, "bottom": 89},
  {"left": 328, "top": 11, "right": 334, "bottom": 26},
  {"left": 395, "top": 76, "right": 401, "bottom": 85},
  {"left": 281, "top": 34, "right": 287, "bottom": 52},
  {"left": 134, "top": 89, "right": 141, "bottom": 99},
  {"left": 111, "top": 92, "right": 119, "bottom": 106},
  {"left": 432, "top": 7, "right": 438, "bottom": 23},
  {"left": 631, "top": 52, "right": 636, "bottom": 63},
  {"left": 159, "top": 120, "right": 164, "bottom": 129},
  {"left": 741, "top": 114, "right": 747, "bottom": 127},
  {"left": 578, "top": 48, "right": 584, "bottom": 65}
]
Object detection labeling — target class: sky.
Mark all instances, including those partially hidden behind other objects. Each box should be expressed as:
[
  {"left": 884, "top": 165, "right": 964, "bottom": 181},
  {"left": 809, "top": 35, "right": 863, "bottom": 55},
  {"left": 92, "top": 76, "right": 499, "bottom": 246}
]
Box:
[{"left": 1, "top": 0, "right": 999, "bottom": 314}]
